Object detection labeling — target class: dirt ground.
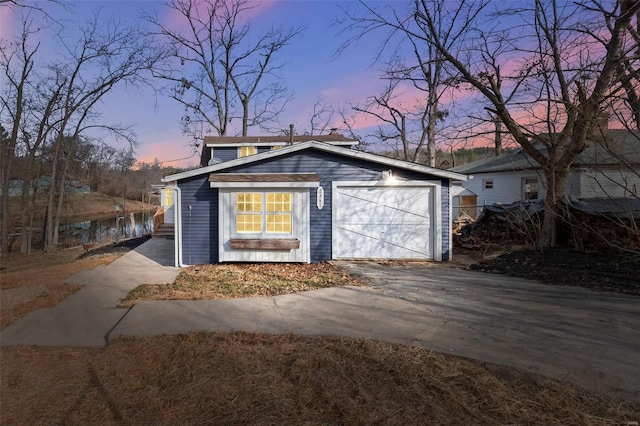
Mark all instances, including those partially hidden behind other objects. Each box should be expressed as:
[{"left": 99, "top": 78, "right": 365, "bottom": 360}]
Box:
[{"left": 463, "top": 247, "right": 640, "bottom": 296}]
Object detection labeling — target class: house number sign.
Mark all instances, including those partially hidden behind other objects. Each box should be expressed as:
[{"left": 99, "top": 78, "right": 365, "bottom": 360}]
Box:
[{"left": 317, "top": 186, "right": 324, "bottom": 209}]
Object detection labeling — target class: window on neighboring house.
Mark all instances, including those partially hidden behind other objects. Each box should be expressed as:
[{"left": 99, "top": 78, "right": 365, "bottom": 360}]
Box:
[
  {"left": 523, "top": 178, "right": 539, "bottom": 200},
  {"left": 483, "top": 179, "right": 494, "bottom": 190},
  {"left": 163, "top": 187, "right": 173, "bottom": 207},
  {"left": 270, "top": 145, "right": 283, "bottom": 151},
  {"left": 236, "top": 192, "right": 292, "bottom": 234},
  {"left": 238, "top": 146, "right": 257, "bottom": 158}
]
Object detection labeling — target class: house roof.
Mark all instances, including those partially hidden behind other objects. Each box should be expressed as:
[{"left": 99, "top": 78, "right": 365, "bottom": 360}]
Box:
[
  {"left": 200, "top": 133, "right": 359, "bottom": 166},
  {"left": 163, "top": 141, "right": 468, "bottom": 183},
  {"left": 203, "top": 133, "right": 358, "bottom": 145},
  {"left": 450, "top": 129, "right": 640, "bottom": 174}
]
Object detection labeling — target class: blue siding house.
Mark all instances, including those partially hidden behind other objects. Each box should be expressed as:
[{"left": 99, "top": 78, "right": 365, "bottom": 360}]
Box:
[{"left": 162, "top": 135, "right": 466, "bottom": 266}]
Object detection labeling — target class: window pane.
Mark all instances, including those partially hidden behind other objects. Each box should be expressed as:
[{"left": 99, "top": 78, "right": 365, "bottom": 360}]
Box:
[
  {"left": 266, "top": 214, "right": 291, "bottom": 234},
  {"left": 239, "top": 146, "right": 257, "bottom": 158},
  {"left": 237, "top": 214, "right": 262, "bottom": 233},
  {"left": 266, "top": 192, "right": 292, "bottom": 212},
  {"left": 237, "top": 193, "right": 262, "bottom": 212}
]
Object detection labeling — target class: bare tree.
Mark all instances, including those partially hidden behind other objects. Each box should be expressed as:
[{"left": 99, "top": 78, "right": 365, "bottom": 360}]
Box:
[
  {"left": 347, "top": 0, "right": 639, "bottom": 248},
  {"left": 308, "top": 98, "right": 336, "bottom": 136},
  {"left": 351, "top": 80, "right": 413, "bottom": 161},
  {"left": 338, "top": 0, "right": 460, "bottom": 166},
  {"left": 146, "top": 0, "right": 303, "bottom": 143},
  {"left": 34, "top": 14, "right": 160, "bottom": 250},
  {"left": 0, "top": 14, "right": 39, "bottom": 257}
]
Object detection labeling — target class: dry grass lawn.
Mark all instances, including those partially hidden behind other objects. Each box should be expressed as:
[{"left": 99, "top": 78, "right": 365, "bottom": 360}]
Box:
[
  {"left": 2, "top": 332, "right": 638, "bottom": 425},
  {"left": 2, "top": 247, "right": 639, "bottom": 424},
  {"left": 119, "top": 263, "right": 366, "bottom": 308},
  {"left": 0, "top": 248, "right": 121, "bottom": 329}
]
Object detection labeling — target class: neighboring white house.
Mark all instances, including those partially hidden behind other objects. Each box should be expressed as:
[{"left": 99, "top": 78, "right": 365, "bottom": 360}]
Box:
[{"left": 450, "top": 129, "right": 640, "bottom": 218}]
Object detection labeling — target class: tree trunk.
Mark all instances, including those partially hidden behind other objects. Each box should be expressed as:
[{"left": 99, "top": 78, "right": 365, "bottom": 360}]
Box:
[
  {"left": 45, "top": 134, "right": 63, "bottom": 249},
  {"left": 400, "top": 115, "right": 408, "bottom": 161},
  {"left": 494, "top": 116, "right": 502, "bottom": 156},
  {"left": 242, "top": 100, "right": 249, "bottom": 136},
  {"left": 0, "top": 151, "right": 11, "bottom": 257},
  {"left": 19, "top": 174, "right": 33, "bottom": 253},
  {"left": 539, "top": 165, "right": 569, "bottom": 248},
  {"left": 427, "top": 112, "right": 437, "bottom": 167}
]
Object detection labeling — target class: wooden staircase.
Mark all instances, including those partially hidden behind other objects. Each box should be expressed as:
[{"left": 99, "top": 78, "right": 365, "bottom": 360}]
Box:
[{"left": 153, "top": 223, "right": 175, "bottom": 239}]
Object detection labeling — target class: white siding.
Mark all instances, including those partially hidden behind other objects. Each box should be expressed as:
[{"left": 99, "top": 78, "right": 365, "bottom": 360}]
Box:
[
  {"left": 572, "top": 169, "right": 640, "bottom": 199},
  {"left": 218, "top": 189, "right": 310, "bottom": 262},
  {"left": 462, "top": 171, "right": 546, "bottom": 215}
]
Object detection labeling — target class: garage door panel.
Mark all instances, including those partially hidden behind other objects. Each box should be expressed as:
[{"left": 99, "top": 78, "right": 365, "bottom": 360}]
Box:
[
  {"left": 335, "top": 185, "right": 434, "bottom": 259},
  {"left": 337, "top": 188, "right": 429, "bottom": 218},
  {"left": 337, "top": 224, "right": 431, "bottom": 258}
]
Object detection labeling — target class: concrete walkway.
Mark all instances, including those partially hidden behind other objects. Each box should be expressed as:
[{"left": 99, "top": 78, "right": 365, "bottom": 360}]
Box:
[
  {"left": 2, "top": 238, "right": 638, "bottom": 403},
  {"left": 0, "top": 238, "right": 178, "bottom": 346}
]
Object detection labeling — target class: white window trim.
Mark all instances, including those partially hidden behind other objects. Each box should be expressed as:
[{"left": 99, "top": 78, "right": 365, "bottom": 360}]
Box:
[
  {"left": 218, "top": 188, "right": 311, "bottom": 262},
  {"left": 331, "top": 180, "right": 442, "bottom": 261}
]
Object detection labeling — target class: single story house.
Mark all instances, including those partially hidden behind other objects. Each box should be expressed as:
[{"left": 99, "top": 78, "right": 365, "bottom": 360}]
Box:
[
  {"left": 450, "top": 129, "right": 640, "bottom": 217},
  {"left": 161, "top": 135, "right": 467, "bottom": 266}
]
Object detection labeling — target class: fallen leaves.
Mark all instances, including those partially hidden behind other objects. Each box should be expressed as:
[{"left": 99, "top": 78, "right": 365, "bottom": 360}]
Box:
[{"left": 119, "top": 263, "right": 367, "bottom": 308}]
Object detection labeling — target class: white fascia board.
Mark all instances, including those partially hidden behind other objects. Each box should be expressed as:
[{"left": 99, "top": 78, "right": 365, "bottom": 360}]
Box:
[
  {"left": 334, "top": 180, "right": 442, "bottom": 188},
  {"left": 163, "top": 141, "right": 467, "bottom": 183},
  {"left": 313, "top": 144, "right": 467, "bottom": 181},
  {"left": 210, "top": 181, "right": 320, "bottom": 188}
]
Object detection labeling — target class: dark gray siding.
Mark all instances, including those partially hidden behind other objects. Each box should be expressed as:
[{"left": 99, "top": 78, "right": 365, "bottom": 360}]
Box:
[
  {"left": 257, "top": 146, "right": 271, "bottom": 154},
  {"left": 178, "top": 175, "right": 219, "bottom": 265},
  {"left": 211, "top": 147, "right": 237, "bottom": 163},
  {"left": 222, "top": 150, "right": 451, "bottom": 262}
]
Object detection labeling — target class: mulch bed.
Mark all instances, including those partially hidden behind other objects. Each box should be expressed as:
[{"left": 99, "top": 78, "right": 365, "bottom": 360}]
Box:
[{"left": 469, "top": 248, "right": 640, "bottom": 295}]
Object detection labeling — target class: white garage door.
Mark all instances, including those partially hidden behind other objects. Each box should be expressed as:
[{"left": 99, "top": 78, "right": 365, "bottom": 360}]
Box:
[{"left": 334, "top": 185, "right": 433, "bottom": 259}]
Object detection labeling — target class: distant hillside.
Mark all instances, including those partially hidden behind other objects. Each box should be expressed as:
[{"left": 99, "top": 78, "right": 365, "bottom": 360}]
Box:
[{"left": 374, "top": 146, "right": 516, "bottom": 168}]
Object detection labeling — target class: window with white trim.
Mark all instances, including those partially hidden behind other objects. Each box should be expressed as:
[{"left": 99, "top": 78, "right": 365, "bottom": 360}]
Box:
[
  {"left": 238, "top": 146, "right": 257, "bottom": 158},
  {"left": 483, "top": 179, "right": 494, "bottom": 190},
  {"left": 235, "top": 192, "right": 292, "bottom": 234}
]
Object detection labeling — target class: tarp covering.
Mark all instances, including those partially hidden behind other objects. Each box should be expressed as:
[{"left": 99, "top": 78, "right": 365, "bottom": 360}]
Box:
[
  {"left": 477, "top": 200, "right": 545, "bottom": 223},
  {"left": 567, "top": 197, "right": 640, "bottom": 219},
  {"left": 477, "top": 197, "right": 640, "bottom": 223}
]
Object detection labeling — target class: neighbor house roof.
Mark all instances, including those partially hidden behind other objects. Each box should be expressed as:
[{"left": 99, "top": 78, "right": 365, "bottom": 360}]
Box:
[
  {"left": 200, "top": 133, "right": 359, "bottom": 166},
  {"left": 203, "top": 133, "right": 358, "bottom": 145},
  {"left": 451, "top": 129, "right": 640, "bottom": 174},
  {"left": 164, "top": 141, "right": 467, "bottom": 183}
]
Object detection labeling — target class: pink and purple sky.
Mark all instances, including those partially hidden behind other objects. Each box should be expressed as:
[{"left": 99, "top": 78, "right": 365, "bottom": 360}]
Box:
[{"left": 2, "top": 0, "right": 411, "bottom": 169}]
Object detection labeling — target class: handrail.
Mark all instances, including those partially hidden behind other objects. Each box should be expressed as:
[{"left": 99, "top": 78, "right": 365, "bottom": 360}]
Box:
[{"left": 153, "top": 207, "right": 165, "bottom": 232}]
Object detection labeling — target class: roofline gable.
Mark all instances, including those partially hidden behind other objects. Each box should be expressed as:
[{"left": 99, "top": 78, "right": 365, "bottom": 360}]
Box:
[{"left": 163, "top": 141, "right": 468, "bottom": 182}]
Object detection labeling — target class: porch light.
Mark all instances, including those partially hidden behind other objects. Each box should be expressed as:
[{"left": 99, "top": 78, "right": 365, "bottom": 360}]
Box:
[{"left": 382, "top": 170, "right": 398, "bottom": 183}]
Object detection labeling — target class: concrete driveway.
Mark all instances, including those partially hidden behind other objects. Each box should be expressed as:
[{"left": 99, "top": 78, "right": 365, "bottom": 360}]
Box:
[{"left": 338, "top": 262, "right": 640, "bottom": 404}]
